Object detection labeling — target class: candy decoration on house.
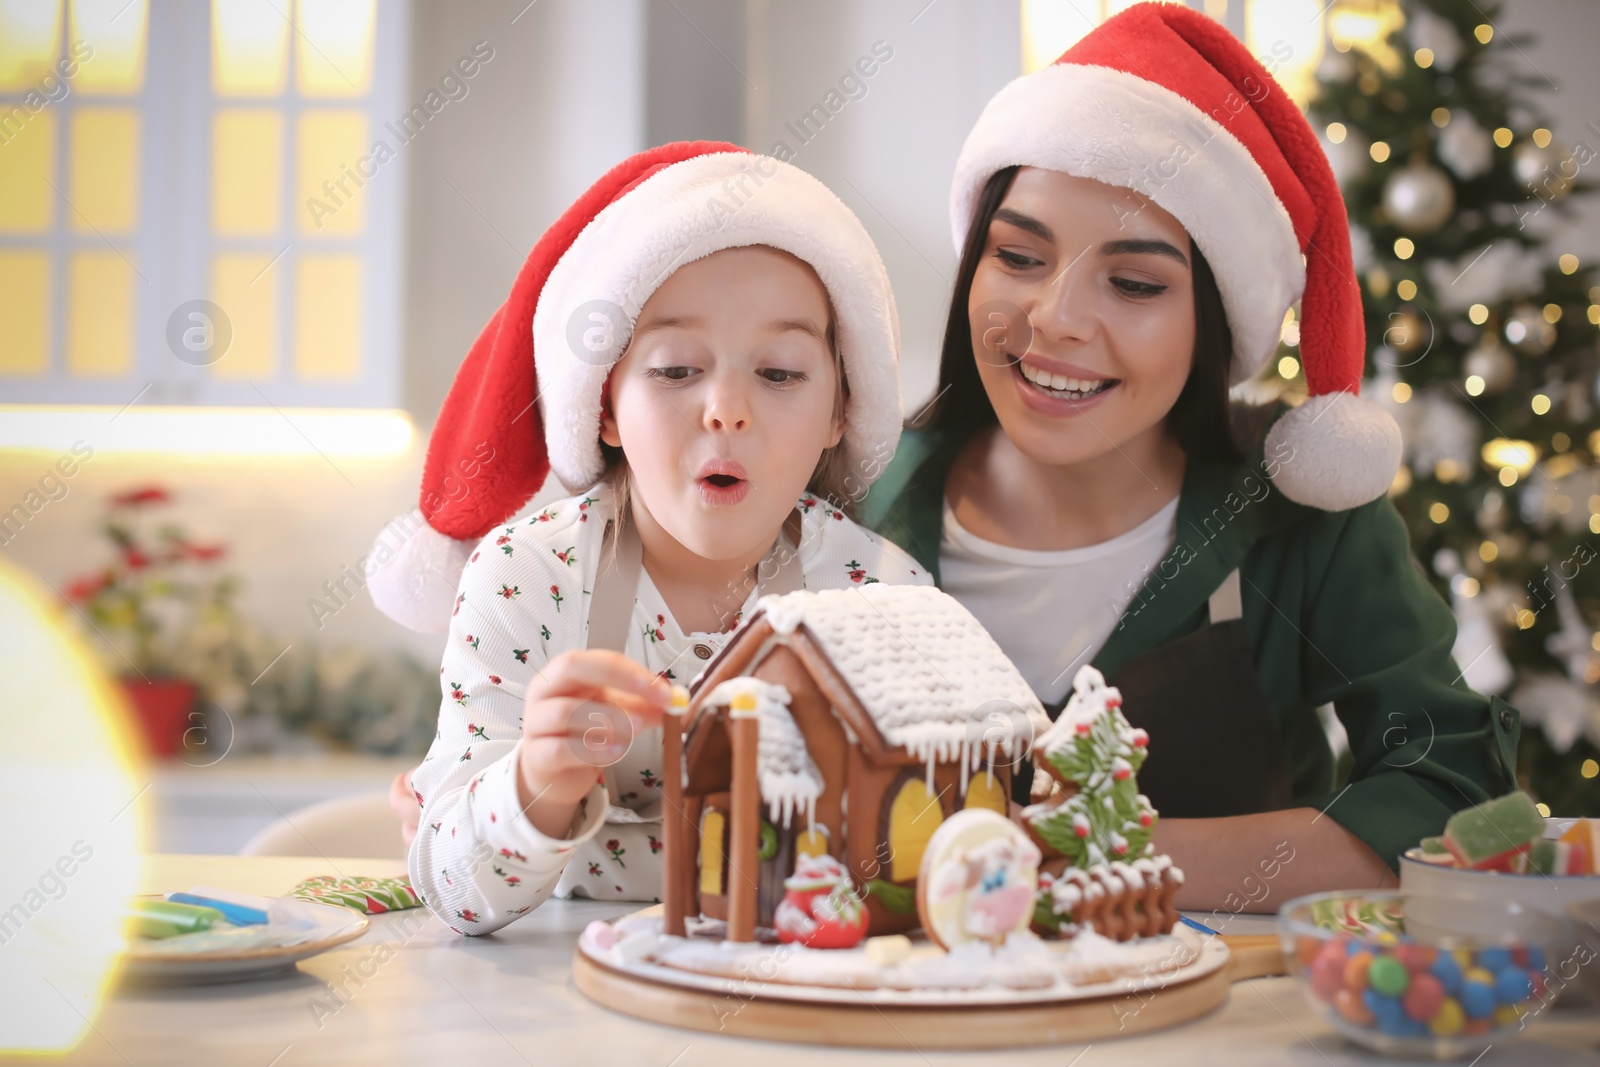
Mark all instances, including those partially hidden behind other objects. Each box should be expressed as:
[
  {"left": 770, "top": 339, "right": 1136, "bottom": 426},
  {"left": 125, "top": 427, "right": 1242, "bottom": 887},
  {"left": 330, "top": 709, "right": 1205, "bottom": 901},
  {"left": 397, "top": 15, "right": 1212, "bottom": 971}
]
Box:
[
  {"left": 916, "top": 809, "right": 1041, "bottom": 951},
  {"left": 660, "top": 584, "right": 1051, "bottom": 944},
  {"left": 774, "top": 852, "right": 869, "bottom": 949},
  {"left": 1025, "top": 665, "right": 1183, "bottom": 941}
]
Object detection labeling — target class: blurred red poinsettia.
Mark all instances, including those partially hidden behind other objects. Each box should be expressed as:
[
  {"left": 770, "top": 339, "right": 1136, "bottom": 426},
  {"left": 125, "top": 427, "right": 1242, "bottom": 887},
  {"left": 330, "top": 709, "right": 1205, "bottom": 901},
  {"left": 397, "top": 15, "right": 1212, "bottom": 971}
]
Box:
[{"left": 60, "top": 485, "right": 242, "bottom": 680}]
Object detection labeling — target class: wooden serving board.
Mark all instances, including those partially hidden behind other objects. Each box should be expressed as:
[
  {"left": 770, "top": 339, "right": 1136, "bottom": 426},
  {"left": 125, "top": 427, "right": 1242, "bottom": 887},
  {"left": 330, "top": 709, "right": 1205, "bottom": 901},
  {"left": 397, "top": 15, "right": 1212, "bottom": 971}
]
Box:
[
  {"left": 1219, "top": 934, "right": 1287, "bottom": 981},
  {"left": 573, "top": 950, "right": 1231, "bottom": 1049}
]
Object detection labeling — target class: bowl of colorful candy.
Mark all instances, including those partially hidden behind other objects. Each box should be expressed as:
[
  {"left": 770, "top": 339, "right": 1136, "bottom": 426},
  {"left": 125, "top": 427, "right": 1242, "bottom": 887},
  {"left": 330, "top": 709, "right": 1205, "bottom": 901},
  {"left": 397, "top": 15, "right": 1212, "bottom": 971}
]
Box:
[{"left": 1280, "top": 890, "right": 1574, "bottom": 1058}]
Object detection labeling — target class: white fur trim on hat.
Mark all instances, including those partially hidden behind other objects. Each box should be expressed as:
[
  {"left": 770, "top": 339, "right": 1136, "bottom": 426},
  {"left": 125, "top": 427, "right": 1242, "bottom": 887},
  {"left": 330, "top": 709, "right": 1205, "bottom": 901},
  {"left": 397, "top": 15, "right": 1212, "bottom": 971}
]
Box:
[
  {"left": 532, "top": 152, "right": 901, "bottom": 493},
  {"left": 1265, "top": 393, "right": 1403, "bottom": 511},
  {"left": 366, "top": 510, "right": 474, "bottom": 634},
  {"left": 949, "top": 63, "right": 1305, "bottom": 385}
]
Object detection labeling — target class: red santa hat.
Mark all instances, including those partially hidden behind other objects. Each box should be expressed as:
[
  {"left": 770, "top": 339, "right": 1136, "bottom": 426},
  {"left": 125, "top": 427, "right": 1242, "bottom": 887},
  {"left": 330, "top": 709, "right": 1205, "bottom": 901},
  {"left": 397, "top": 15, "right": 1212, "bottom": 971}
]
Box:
[
  {"left": 950, "top": 2, "right": 1400, "bottom": 511},
  {"left": 369, "top": 141, "right": 901, "bottom": 632}
]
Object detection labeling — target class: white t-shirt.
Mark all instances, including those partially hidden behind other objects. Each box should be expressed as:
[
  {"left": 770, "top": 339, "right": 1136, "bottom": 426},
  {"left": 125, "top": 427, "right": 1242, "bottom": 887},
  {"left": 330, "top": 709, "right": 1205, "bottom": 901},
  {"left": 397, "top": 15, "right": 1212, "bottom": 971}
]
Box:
[{"left": 939, "top": 494, "right": 1180, "bottom": 707}]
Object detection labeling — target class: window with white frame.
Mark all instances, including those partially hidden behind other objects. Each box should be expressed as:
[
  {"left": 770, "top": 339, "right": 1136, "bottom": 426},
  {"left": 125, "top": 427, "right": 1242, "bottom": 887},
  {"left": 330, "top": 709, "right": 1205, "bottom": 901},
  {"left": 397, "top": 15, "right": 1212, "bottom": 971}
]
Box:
[{"left": 0, "top": 0, "right": 407, "bottom": 409}]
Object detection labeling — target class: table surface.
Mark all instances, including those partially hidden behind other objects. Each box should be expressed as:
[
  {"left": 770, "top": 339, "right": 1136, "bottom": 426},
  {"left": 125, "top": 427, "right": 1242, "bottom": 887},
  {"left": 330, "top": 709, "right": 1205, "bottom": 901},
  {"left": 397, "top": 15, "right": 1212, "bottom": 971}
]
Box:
[{"left": 16, "top": 854, "right": 1600, "bottom": 1067}]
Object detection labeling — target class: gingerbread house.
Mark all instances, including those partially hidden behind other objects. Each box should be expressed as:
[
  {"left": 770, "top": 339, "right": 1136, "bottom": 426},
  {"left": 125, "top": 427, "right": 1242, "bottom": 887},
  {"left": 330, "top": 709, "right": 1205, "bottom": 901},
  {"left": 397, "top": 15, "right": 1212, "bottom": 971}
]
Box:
[{"left": 660, "top": 585, "right": 1051, "bottom": 942}]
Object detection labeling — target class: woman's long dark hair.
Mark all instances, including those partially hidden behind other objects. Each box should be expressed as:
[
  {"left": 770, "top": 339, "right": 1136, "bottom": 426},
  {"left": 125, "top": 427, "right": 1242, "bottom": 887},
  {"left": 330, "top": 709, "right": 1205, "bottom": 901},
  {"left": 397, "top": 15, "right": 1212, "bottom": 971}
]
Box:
[{"left": 914, "top": 166, "right": 1248, "bottom": 466}]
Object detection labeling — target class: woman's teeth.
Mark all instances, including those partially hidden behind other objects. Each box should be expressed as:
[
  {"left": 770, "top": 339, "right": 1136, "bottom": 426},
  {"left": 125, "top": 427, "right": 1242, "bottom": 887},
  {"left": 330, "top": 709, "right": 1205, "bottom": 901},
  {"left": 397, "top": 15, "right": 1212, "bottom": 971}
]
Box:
[{"left": 1018, "top": 361, "right": 1115, "bottom": 399}]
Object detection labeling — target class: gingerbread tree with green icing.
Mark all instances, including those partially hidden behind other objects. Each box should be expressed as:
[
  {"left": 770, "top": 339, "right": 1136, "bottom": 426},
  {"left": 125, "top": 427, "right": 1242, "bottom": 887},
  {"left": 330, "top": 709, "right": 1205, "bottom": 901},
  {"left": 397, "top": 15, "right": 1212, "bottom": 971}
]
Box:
[{"left": 1024, "top": 665, "right": 1158, "bottom": 869}]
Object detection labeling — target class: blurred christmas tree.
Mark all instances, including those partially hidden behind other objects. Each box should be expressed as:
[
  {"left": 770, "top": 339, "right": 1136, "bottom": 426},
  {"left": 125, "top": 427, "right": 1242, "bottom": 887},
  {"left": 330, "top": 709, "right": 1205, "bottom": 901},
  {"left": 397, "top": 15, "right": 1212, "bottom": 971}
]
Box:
[{"left": 1304, "top": 0, "right": 1600, "bottom": 815}]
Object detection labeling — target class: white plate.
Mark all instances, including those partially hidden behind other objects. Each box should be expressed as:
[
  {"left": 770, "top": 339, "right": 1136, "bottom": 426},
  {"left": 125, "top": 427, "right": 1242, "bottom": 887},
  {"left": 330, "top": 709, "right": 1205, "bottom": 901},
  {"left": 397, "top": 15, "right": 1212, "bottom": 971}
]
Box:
[{"left": 120, "top": 898, "right": 369, "bottom": 984}]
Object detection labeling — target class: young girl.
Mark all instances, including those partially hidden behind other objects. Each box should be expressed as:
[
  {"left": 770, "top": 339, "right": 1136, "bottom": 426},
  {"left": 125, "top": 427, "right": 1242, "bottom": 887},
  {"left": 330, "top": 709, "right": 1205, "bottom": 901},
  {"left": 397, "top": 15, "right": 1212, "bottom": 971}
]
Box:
[
  {"left": 367, "top": 143, "right": 929, "bottom": 935},
  {"left": 863, "top": 4, "right": 1519, "bottom": 912}
]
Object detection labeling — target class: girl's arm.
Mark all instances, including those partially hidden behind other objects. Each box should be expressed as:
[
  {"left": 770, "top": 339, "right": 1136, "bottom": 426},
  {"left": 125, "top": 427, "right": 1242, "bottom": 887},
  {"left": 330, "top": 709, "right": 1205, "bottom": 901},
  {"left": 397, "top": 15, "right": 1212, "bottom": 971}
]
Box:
[
  {"left": 1149, "top": 807, "right": 1395, "bottom": 919},
  {"left": 407, "top": 517, "right": 609, "bottom": 936}
]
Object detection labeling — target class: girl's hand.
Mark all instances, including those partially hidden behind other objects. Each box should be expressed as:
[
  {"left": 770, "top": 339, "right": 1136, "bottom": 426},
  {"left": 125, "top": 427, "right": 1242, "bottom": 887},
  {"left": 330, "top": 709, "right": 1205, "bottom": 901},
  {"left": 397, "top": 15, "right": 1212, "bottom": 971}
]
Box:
[
  {"left": 516, "top": 650, "right": 670, "bottom": 839},
  {"left": 389, "top": 768, "right": 421, "bottom": 849}
]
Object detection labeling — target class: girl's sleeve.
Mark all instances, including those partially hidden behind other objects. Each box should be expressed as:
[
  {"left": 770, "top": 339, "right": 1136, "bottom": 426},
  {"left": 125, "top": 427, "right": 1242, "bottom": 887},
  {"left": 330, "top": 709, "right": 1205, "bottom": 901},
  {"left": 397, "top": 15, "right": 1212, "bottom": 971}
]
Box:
[
  {"left": 1299, "top": 496, "right": 1520, "bottom": 871},
  {"left": 406, "top": 524, "right": 608, "bottom": 936}
]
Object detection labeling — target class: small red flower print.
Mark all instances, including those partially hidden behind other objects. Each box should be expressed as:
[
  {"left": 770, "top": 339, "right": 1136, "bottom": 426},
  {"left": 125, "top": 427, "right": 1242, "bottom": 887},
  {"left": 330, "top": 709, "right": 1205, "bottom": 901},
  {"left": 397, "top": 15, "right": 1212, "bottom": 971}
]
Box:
[
  {"left": 458, "top": 749, "right": 473, "bottom": 762},
  {"left": 640, "top": 768, "right": 658, "bottom": 790},
  {"left": 553, "top": 546, "right": 576, "bottom": 566},
  {"left": 467, "top": 722, "right": 488, "bottom": 740},
  {"left": 499, "top": 584, "right": 520, "bottom": 599},
  {"left": 500, "top": 847, "right": 528, "bottom": 862},
  {"left": 845, "top": 560, "right": 867, "bottom": 584},
  {"left": 465, "top": 633, "right": 480, "bottom": 650},
  {"left": 540, "top": 624, "right": 551, "bottom": 640},
  {"left": 658, "top": 668, "right": 677, "bottom": 682},
  {"left": 414, "top": 789, "right": 425, "bottom": 807},
  {"left": 513, "top": 648, "right": 529, "bottom": 663},
  {"left": 449, "top": 682, "right": 467, "bottom": 705},
  {"left": 648, "top": 835, "right": 662, "bottom": 854},
  {"left": 588, "top": 862, "right": 602, "bottom": 877},
  {"left": 800, "top": 496, "right": 817, "bottom": 511},
  {"left": 605, "top": 839, "right": 626, "bottom": 867},
  {"left": 550, "top": 585, "right": 564, "bottom": 611},
  {"left": 535, "top": 507, "right": 558, "bottom": 523},
  {"left": 471, "top": 551, "right": 480, "bottom": 563},
  {"left": 457, "top": 909, "right": 478, "bottom": 923},
  {"left": 488, "top": 674, "right": 502, "bottom": 685},
  {"left": 453, "top": 593, "right": 465, "bottom": 616},
  {"left": 830, "top": 509, "right": 844, "bottom": 520}
]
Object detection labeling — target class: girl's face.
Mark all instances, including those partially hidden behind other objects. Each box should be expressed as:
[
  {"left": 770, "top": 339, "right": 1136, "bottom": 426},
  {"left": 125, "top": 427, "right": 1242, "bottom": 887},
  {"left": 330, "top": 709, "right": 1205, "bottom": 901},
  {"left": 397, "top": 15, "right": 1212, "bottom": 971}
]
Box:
[
  {"left": 602, "top": 245, "right": 844, "bottom": 562},
  {"left": 968, "top": 167, "right": 1197, "bottom": 467}
]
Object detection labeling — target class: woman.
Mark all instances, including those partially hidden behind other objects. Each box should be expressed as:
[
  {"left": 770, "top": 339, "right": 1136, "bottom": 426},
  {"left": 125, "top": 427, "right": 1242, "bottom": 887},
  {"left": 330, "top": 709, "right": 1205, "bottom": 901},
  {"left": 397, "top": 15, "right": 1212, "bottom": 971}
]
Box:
[{"left": 863, "top": 3, "right": 1520, "bottom": 913}]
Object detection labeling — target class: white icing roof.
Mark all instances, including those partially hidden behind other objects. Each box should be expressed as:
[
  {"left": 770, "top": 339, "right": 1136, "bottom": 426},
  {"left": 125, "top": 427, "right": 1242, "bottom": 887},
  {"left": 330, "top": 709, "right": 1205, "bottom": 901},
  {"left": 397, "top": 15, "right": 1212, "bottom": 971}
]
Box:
[{"left": 749, "top": 585, "right": 1050, "bottom": 772}]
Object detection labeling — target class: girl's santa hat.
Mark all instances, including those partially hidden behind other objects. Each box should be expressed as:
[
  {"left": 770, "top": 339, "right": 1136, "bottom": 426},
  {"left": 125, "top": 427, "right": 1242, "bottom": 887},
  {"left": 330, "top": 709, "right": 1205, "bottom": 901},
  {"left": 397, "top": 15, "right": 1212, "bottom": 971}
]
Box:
[
  {"left": 369, "top": 141, "right": 901, "bottom": 632},
  {"left": 951, "top": 2, "right": 1400, "bottom": 511}
]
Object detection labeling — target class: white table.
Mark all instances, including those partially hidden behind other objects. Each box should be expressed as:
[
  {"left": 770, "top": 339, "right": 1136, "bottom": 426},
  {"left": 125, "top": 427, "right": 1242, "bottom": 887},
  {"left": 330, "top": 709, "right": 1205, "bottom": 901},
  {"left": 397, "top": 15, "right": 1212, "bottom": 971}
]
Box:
[{"left": 16, "top": 855, "right": 1600, "bottom": 1066}]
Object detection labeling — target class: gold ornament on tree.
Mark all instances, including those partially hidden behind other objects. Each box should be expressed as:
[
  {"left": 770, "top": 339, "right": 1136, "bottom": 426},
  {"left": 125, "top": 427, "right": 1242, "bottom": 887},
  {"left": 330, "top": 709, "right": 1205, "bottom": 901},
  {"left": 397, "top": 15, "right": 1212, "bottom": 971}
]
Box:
[
  {"left": 1512, "top": 140, "right": 1574, "bottom": 204},
  {"left": 1382, "top": 161, "right": 1455, "bottom": 234},
  {"left": 1384, "top": 305, "right": 1431, "bottom": 354},
  {"left": 1464, "top": 334, "right": 1516, "bottom": 393},
  {"left": 1504, "top": 303, "right": 1555, "bottom": 355}
]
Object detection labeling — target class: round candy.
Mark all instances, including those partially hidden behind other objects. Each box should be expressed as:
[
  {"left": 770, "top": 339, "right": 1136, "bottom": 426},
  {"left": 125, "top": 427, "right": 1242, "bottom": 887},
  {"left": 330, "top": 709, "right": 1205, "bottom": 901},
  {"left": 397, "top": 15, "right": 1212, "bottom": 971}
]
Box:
[
  {"left": 1296, "top": 935, "right": 1323, "bottom": 968},
  {"left": 1528, "top": 968, "right": 1547, "bottom": 1000},
  {"left": 1495, "top": 967, "right": 1532, "bottom": 1004},
  {"left": 1344, "top": 950, "right": 1374, "bottom": 991},
  {"left": 1493, "top": 1003, "right": 1525, "bottom": 1028},
  {"left": 1402, "top": 972, "right": 1444, "bottom": 1022},
  {"left": 1527, "top": 947, "right": 1547, "bottom": 972},
  {"left": 1362, "top": 988, "right": 1404, "bottom": 1027},
  {"left": 1393, "top": 943, "right": 1436, "bottom": 972},
  {"left": 1430, "top": 952, "right": 1464, "bottom": 996},
  {"left": 1477, "top": 947, "right": 1513, "bottom": 973},
  {"left": 1461, "top": 977, "right": 1497, "bottom": 1020},
  {"left": 1310, "top": 953, "right": 1344, "bottom": 1002},
  {"left": 1369, "top": 955, "right": 1411, "bottom": 997},
  {"left": 1429, "top": 997, "right": 1465, "bottom": 1037},
  {"left": 1336, "top": 987, "right": 1374, "bottom": 1026}
]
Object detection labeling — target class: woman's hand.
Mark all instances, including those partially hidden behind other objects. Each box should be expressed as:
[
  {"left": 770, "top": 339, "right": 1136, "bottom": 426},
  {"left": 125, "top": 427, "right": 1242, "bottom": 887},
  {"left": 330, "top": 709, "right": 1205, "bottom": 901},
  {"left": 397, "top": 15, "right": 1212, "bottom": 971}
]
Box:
[
  {"left": 516, "top": 650, "right": 670, "bottom": 839},
  {"left": 389, "top": 768, "right": 421, "bottom": 849}
]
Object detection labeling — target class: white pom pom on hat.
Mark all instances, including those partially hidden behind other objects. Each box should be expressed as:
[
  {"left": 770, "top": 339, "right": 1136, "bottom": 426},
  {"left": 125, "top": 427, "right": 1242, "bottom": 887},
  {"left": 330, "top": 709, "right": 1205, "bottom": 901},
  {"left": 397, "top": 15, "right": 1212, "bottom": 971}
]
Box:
[
  {"left": 366, "top": 142, "right": 902, "bottom": 632},
  {"left": 949, "top": 1, "right": 1401, "bottom": 511}
]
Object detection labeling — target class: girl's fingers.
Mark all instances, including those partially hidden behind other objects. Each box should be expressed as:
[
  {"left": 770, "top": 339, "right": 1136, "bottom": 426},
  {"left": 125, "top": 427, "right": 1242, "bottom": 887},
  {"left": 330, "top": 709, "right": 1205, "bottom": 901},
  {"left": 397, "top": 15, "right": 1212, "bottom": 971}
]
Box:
[
  {"left": 523, "top": 694, "right": 663, "bottom": 768},
  {"left": 528, "top": 649, "right": 671, "bottom": 706},
  {"left": 523, "top": 686, "right": 665, "bottom": 735}
]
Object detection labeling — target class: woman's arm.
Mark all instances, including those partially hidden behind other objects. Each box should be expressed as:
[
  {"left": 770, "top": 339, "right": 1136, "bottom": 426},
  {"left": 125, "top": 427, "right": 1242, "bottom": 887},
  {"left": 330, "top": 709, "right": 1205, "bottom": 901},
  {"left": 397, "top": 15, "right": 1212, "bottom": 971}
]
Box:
[{"left": 1150, "top": 807, "right": 1395, "bottom": 918}]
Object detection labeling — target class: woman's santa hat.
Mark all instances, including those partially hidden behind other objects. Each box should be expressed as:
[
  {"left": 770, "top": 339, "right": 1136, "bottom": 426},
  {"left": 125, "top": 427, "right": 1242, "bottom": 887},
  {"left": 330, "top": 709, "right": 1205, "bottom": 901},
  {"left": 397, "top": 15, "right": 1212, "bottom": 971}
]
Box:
[
  {"left": 951, "top": 2, "right": 1400, "bottom": 511},
  {"left": 369, "top": 141, "right": 901, "bottom": 632}
]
